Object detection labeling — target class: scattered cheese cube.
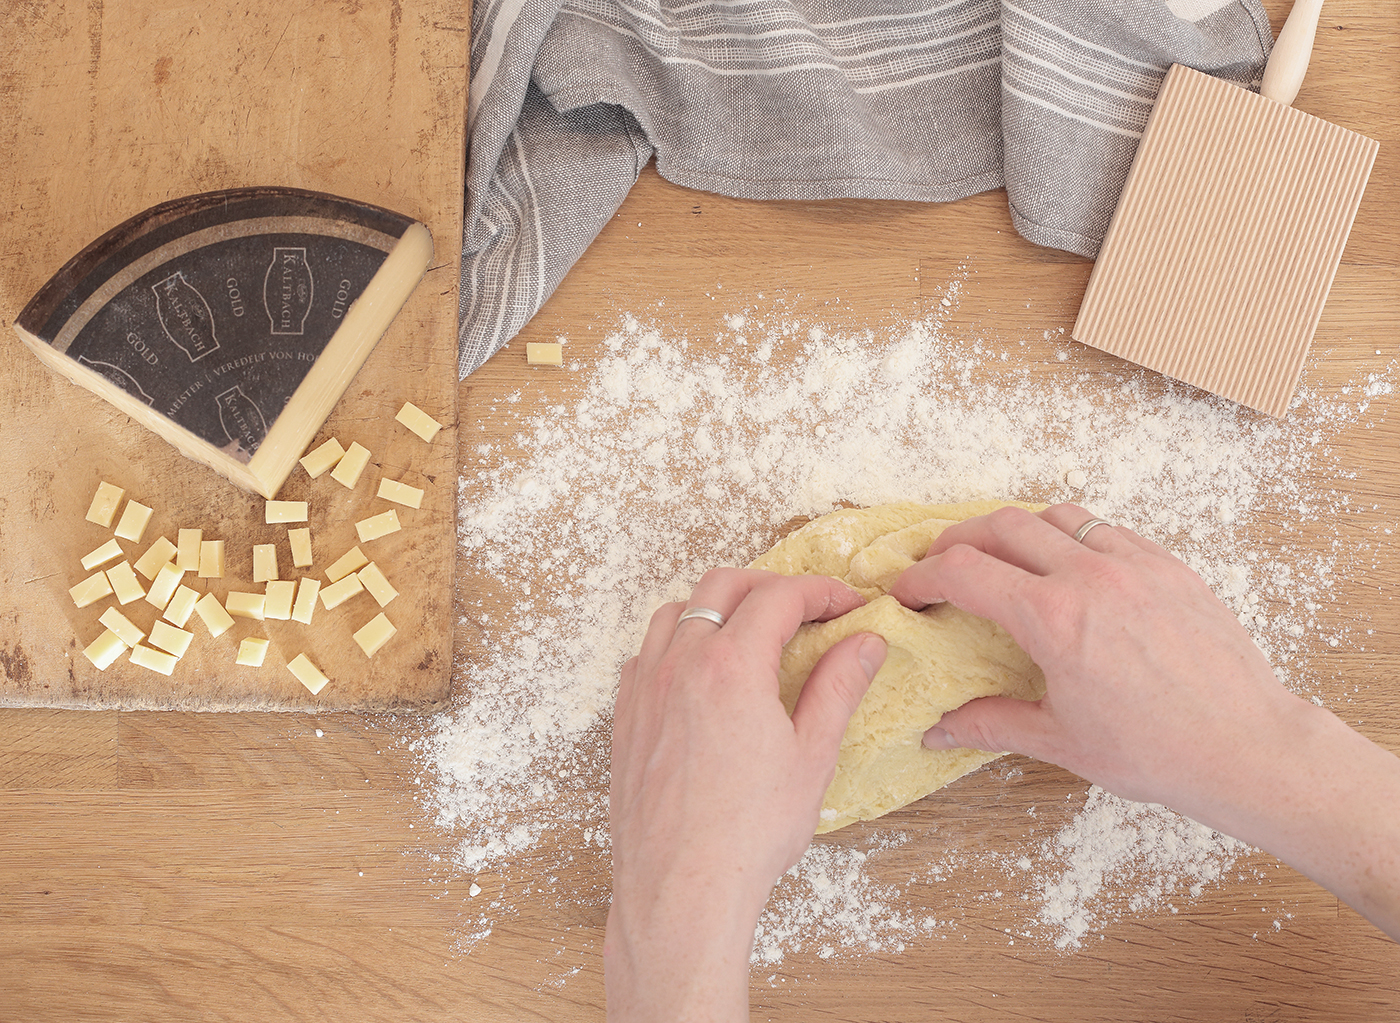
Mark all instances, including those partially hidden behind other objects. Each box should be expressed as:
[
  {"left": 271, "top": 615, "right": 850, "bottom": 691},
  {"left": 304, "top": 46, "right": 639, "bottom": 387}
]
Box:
[
  {"left": 288, "top": 527, "right": 313, "bottom": 568},
  {"left": 265, "top": 500, "right": 308, "bottom": 524},
  {"left": 291, "top": 577, "right": 321, "bottom": 624},
  {"left": 396, "top": 401, "right": 443, "bottom": 442},
  {"left": 130, "top": 644, "right": 178, "bottom": 676},
  {"left": 236, "top": 637, "right": 270, "bottom": 667},
  {"left": 114, "top": 500, "right": 153, "bottom": 543},
  {"left": 176, "top": 529, "right": 203, "bottom": 571},
  {"left": 198, "top": 539, "right": 226, "bottom": 578},
  {"left": 69, "top": 572, "right": 114, "bottom": 608},
  {"left": 146, "top": 562, "right": 185, "bottom": 611},
  {"left": 330, "top": 441, "right": 371, "bottom": 489},
  {"left": 252, "top": 543, "right": 279, "bottom": 583},
  {"left": 325, "top": 546, "right": 369, "bottom": 583},
  {"left": 355, "top": 509, "right": 401, "bottom": 543},
  {"left": 134, "top": 536, "right": 178, "bottom": 581},
  {"left": 376, "top": 478, "right": 424, "bottom": 509},
  {"left": 194, "top": 592, "right": 235, "bottom": 638},
  {"left": 264, "top": 580, "right": 296, "bottom": 620},
  {"left": 163, "top": 585, "right": 201, "bottom": 628},
  {"left": 99, "top": 607, "right": 144, "bottom": 648},
  {"left": 358, "top": 563, "right": 398, "bottom": 607},
  {"left": 319, "top": 573, "right": 364, "bottom": 610},
  {"left": 526, "top": 341, "right": 563, "bottom": 366},
  {"left": 225, "top": 591, "right": 266, "bottom": 621},
  {"left": 287, "top": 653, "right": 330, "bottom": 695},
  {"left": 80, "top": 538, "right": 125, "bottom": 571},
  {"left": 106, "top": 561, "right": 146, "bottom": 604},
  {"left": 84, "top": 629, "right": 128, "bottom": 670},
  {"left": 148, "top": 619, "right": 194, "bottom": 658},
  {"left": 299, "top": 437, "right": 346, "bottom": 478},
  {"left": 85, "top": 481, "right": 126, "bottom": 527},
  {"left": 353, "top": 612, "right": 397, "bottom": 657}
]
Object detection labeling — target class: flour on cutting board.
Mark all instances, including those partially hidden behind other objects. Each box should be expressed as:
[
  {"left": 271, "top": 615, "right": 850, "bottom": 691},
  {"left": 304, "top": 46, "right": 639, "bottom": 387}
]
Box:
[{"left": 417, "top": 293, "right": 1392, "bottom": 962}]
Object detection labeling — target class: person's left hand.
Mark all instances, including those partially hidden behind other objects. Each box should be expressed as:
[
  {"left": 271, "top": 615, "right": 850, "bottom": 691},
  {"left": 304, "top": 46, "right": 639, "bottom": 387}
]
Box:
[{"left": 605, "top": 568, "right": 887, "bottom": 1023}]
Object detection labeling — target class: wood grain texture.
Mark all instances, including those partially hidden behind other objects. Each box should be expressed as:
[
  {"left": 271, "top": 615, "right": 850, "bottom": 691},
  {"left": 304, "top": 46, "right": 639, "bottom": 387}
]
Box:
[
  {"left": 3, "top": 0, "right": 1400, "bottom": 1020},
  {"left": 0, "top": 1, "right": 467, "bottom": 711}
]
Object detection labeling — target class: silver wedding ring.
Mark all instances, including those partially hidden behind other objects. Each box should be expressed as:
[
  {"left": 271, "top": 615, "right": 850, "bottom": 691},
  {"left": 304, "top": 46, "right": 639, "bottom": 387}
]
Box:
[
  {"left": 1072, "top": 517, "right": 1114, "bottom": 544},
  {"left": 676, "top": 606, "right": 727, "bottom": 628}
]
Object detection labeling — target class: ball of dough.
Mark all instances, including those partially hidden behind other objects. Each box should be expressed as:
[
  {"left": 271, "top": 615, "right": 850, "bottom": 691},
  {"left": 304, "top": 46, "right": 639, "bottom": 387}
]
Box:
[{"left": 749, "top": 501, "right": 1046, "bottom": 833}]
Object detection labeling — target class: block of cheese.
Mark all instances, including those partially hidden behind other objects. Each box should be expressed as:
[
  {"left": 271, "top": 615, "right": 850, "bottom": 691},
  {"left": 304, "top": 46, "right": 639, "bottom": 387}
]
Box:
[
  {"left": 194, "top": 592, "right": 235, "bottom": 638},
  {"left": 99, "top": 606, "right": 145, "bottom": 648},
  {"left": 106, "top": 561, "right": 146, "bottom": 604},
  {"left": 84, "top": 629, "right": 129, "bottom": 670},
  {"left": 319, "top": 573, "right": 364, "bottom": 610},
  {"left": 236, "top": 637, "right": 270, "bottom": 667},
  {"left": 265, "top": 500, "right": 307, "bottom": 524},
  {"left": 145, "top": 562, "right": 185, "bottom": 611},
  {"left": 81, "top": 538, "right": 125, "bottom": 571},
  {"left": 114, "top": 500, "right": 153, "bottom": 543},
  {"left": 325, "top": 545, "right": 369, "bottom": 583},
  {"left": 353, "top": 612, "right": 396, "bottom": 657},
  {"left": 287, "top": 653, "right": 330, "bottom": 695},
  {"left": 130, "top": 644, "right": 179, "bottom": 676},
  {"left": 330, "top": 441, "right": 371, "bottom": 489},
  {"left": 176, "top": 529, "right": 203, "bottom": 570},
  {"left": 69, "top": 572, "right": 113, "bottom": 608},
  {"left": 291, "top": 577, "right": 321, "bottom": 624},
  {"left": 376, "top": 478, "right": 423, "bottom": 509},
  {"left": 288, "top": 527, "right": 313, "bottom": 568},
  {"left": 148, "top": 619, "right": 194, "bottom": 658},
  {"left": 355, "top": 509, "right": 400, "bottom": 543},
  {"left": 85, "top": 481, "right": 125, "bottom": 527},
  {"left": 252, "top": 543, "right": 279, "bottom": 583},
  {"left": 225, "top": 591, "right": 266, "bottom": 621},
  {"left": 299, "top": 437, "right": 345, "bottom": 478},
  {"left": 198, "top": 539, "right": 226, "bottom": 578},
  {"left": 134, "top": 536, "right": 178, "bottom": 581},
  {"left": 358, "top": 562, "right": 398, "bottom": 607},
  {"left": 526, "top": 341, "right": 563, "bottom": 366},
  {"left": 395, "top": 401, "right": 442, "bottom": 442},
  {"left": 264, "top": 579, "right": 296, "bottom": 620},
  {"left": 163, "top": 584, "right": 200, "bottom": 628},
  {"left": 13, "top": 188, "right": 434, "bottom": 499}
]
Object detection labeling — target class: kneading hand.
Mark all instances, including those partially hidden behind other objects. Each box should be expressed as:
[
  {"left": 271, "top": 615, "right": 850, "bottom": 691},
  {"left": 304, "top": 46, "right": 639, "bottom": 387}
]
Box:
[{"left": 606, "top": 568, "right": 887, "bottom": 1022}]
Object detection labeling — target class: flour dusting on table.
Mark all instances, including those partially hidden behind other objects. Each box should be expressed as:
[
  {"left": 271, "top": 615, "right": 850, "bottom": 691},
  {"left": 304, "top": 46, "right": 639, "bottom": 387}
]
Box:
[{"left": 418, "top": 297, "right": 1391, "bottom": 960}]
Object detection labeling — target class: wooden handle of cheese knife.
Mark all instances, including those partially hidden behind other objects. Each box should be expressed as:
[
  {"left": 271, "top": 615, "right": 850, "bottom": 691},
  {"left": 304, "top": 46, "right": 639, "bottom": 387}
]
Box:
[{"left": 1260, "top": 0, "right": 1325, "bottom": 106}]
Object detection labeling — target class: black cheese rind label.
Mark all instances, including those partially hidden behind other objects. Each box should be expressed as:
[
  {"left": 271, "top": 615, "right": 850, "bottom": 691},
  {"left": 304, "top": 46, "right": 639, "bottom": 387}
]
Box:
[{"left": 17, "top": 188, "right": 419, "bottom": 463}]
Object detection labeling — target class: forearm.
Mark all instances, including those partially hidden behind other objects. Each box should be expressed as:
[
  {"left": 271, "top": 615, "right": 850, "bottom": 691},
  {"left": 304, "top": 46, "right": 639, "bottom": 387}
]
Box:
[{"left": 1186, "top": 697, "right": 1400, "bottom": 941}]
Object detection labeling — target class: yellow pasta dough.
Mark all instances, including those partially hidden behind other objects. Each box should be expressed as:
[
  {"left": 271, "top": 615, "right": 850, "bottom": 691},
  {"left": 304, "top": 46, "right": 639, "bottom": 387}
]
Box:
[{"left": 749, "top": 501, "right": 1047, "bottom": 833}]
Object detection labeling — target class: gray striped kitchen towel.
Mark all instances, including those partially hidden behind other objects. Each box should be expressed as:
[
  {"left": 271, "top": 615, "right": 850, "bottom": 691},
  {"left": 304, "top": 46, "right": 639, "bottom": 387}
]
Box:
[{"left": 459, "top": 0, "right": 1272, "bottom": 376}]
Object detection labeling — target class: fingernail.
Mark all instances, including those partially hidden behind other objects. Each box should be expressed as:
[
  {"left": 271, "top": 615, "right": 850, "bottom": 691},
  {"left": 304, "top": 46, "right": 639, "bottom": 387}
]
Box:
[
  {"left": 923, "top": 726, "right": 955, "bottom": 750},
  {"left": 857, "top": 636, "right": 886, "bottom": 680}
]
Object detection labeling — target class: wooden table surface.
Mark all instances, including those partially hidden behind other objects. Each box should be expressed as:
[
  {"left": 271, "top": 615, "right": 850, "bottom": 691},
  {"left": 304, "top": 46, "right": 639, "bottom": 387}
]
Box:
[{"left": 4, "top": 2, "right": 1399, "bottom": 1020}]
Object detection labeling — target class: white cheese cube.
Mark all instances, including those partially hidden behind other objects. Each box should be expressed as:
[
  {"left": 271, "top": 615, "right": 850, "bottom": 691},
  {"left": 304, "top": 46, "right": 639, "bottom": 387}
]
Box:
[
  {"left": 148, "top": 619, "right": 194, "bottom": 658},
  {"left": 330, "top": 441, "right": 371, "bottom": 489},
  {"left": 85, "top": 481, "right": 126, "bottom": 527},
  {"left": 98, "top": 606, "right": 144, "bottom": 648},
  {"left": 376, "top": 478, "right": 424, "bottom": 509},
  {"left": 225, "top": 591, "right": 266, "bottom": 621},
  {"left": 526, "top": 341, "right": 563, "bottom": 366},
  {"left": 291, "top": 577, "right": 320, "bottom": 624},
  {"left": 288, "top": 527, "right": 313, "bottom": 568},
  {"left": 319, "top": 573, "right": 364, "bottom": 610},
  {"left": 265, "top": 500, "right": 308, "bottom": 524},
  {"left": 353, "top": 612, "right": 396, "bottom": 657},
  {"left": 80, "top": 538, "right": 125, "bottom": 571},
  {"left": 395, "top": 401, "right": 442, "bottom": 442},
  {"left": 130, "top": 644, "right": 178, "bottom": 676},
  {"left": 198, "top": 539, "right": 226, "bottom": 578},
  {"left": 163, "top": 585, "right": 200, "bottom": 628},
  {"left": 287, "top": 653, "right": 330, "bottom": 695},
  {"left": 134, "top": 536, "right": 178, "bottom": 581},
  {"left": 84, "top": 629, "right": 128, "bottom": 670},
  {"left": 299, "top": 437, "right": 346, "bottom": 478},
  {"left": 236, "top": 637, "right": 270, "bottom": 667},
  {"left": 114, "top": 500, "right": 153, "bottom": 543},
  {"left": 69, "top": 572, "right": 113, "bottom": 608},
  {"left": 355, "top": 509, "right": 401, "bottom": 543},
  {"left": 194, "top": 592, "right": 235, "bottom": 638},
  {"left": 176, "top": 529, "right": 203, "bottom": 571},
  {"left": 358, "top": 562, "right": 398, "bottom": 607},
  {"left": 145, "top": 562, "right": 185, "bottom": 611},
  {"left": 252, "top": 543, "right": 279, "bottom": 583},
  {"left": 325, "top": 545, "right": 369, "bottom": 583},
  {"left": 264, "top": 580, "right": 296, "bottom": 621},
  {"left": 106, "top": 561, "right": 146, "bottom": 604}
]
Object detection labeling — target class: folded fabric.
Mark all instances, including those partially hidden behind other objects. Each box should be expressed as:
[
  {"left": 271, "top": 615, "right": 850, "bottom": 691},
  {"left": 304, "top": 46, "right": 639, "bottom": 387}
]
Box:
[{"left": 459, "top": 0, "right": 1272, "bottom": 376}]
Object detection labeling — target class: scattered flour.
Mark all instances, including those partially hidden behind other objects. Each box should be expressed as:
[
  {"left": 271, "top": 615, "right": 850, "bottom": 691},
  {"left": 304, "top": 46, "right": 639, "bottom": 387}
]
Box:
[{"left": 417, "top": 303, "right": 1392, "bottom": 959}]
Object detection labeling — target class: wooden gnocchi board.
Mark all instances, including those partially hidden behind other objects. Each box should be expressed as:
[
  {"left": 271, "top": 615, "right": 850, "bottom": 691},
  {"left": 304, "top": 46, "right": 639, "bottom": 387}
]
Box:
[{"left": 0, "top": 2, "right": 468, "bottom": 711}]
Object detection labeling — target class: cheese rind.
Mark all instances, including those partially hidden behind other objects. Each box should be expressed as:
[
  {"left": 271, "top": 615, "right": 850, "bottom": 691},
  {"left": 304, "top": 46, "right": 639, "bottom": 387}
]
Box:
[
  {"left": 114, "top": 500, "right": 153, "bottom": 543},
  {"left": 135, "top": 536, "right": 178, "bottom": 581},
  {"left": 396, "top": 401, "right": 442, "bottom": 442},
  {"left": 353, "top": 612, "right": 396, "bottom": 657},
  {"left": 330, "top": 441, "right": 371, "bottom": 489},
  {"left": 376, "top": 478, "right": 424, "bottom": 509},
  {"left": 85, "top": 481, "right": 126, "bottom": 527},
  {"left": 81, "top": 538, "right": 125, "bottom": 571},
  {"left": 288, "top": 653, "right": 330, "bottom": 695},
  {"left": 194, "top": 592, "right": 235, "bottom": 638},
  {"left": 355, "top": 509, "right": 401, "bottom": 543}
]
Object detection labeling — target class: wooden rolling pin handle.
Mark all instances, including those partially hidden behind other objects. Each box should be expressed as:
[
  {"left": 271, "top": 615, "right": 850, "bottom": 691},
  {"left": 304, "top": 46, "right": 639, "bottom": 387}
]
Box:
[{"left": 1260, "top": 0, "right": 1325, "bottom": 106}]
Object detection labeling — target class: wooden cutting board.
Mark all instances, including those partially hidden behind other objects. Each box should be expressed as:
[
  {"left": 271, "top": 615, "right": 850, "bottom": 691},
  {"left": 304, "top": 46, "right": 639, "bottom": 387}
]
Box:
[{"left": 0, "top": 3, "right": 467, "bottom": 711}]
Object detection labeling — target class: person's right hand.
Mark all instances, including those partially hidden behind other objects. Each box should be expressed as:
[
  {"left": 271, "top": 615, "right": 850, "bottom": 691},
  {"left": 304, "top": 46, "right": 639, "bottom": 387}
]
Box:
[{"left": 888, "top": 504, "right": 1400, "bottom": 941}]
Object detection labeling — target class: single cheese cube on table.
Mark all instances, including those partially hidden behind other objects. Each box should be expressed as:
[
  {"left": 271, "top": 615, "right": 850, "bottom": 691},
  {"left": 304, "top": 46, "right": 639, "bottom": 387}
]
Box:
[
  {"left": 526, "top": 341, "right": 563, "bottom": 366},
  {"left": 355, "top": 509, "right": 400, "bottom": 543},
  {"left": 99, "top": 606, "right": 145, "bottom": 648},
  {"left": 376, "top": 478, "right": 424, "bottom": 509},
  {"left": 236, "top": 637, "right": 270, "bottom": 667},
  {"left": 265, "top": 500, "right": 308, "bottom": 524},
  {"left": 84, "top": 629, "right": 128, "bottom": 670},
  {"left": 148, "top": 619, "right": 194, "bottom": 659},
  {"left": 145, "top": 562, "right": 185, "bottom": 611},
  {"left": 291, "top": 577, "right": 320, "bottom": 624},
  {"left": 358, "top": 563, "right": 398, "bottom": 607},
  {"left": 134, "top": 536, "right": 178, "bottom": 581},
  {"left": 353, "top": 612, "right": 396, "bottom": 657},
  {"left": 319, "top": 573, "right": 364, "bottom": 610},
  {"left": 396, "top": 401, "right": 443, "bottom": 443},
  {"left": 299, "top": 437, "right": 346, "bottom": 478},
  {"left": 330, "top": 441, "right": 372, "bottom": 489},
  {"left": 130, "top": 644, "right": 178, "bottom": 676},
  {"left": 225, "top": 591, "right": 266, "bottom": 621},
  {"left": 288, "top": 527, "right": 313, "bottom": 568},
  {"left": 198, "top": 539, "right": 226, "bottom": 578},
  {"left": 176, "top": 529, "right": 203, "bottom": 571},
  {"left": 69, "top": 572, "right": 113, "bottom": 608},
  {"left": 287, "top": 653, "right": 330, "bottom": 695},
  {"left": 114, "top": 500, "right": 153, "bottom": 543},
  {"left": 163, "top": 585, "right": 200, "bottom": 628},
  {"left": 325, "top": 545, "right": 369, "bottom": 583},
  {"left": 106, "top": 561, "right": 146, "bottom": 604},
  {"left": 194, "top": 592, "right": 235, "bottom": 638},
  {"left": 85, "top": 481, "right": 126, "bottom": 527},
  {"left": 252, "top": 544, "right": 279, "bottom": 583},
  {"left": 264, "top": 580, "right": 296, "bottom": 621},
  {"left": 80, "top": 538, "right": 125, "bottom": 571}
]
